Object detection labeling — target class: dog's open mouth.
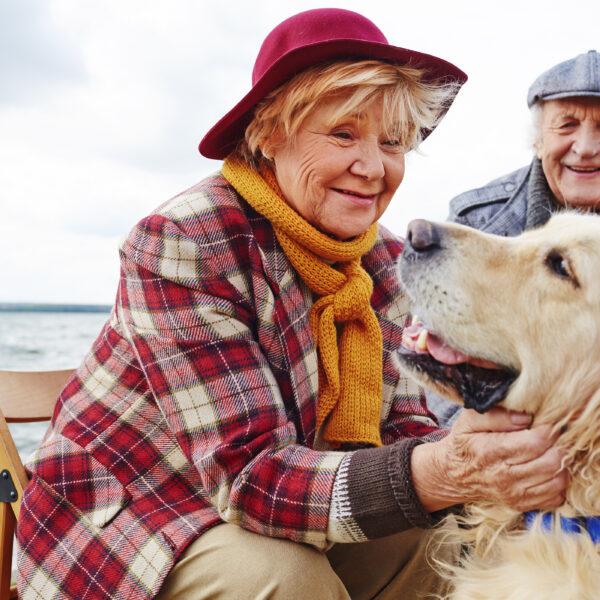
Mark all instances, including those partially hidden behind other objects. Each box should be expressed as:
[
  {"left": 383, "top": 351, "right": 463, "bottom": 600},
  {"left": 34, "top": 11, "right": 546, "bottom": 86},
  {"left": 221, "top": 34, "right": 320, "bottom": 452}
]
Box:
[{"left": 398, "top": 316, "right": 517, "bottom": 413}]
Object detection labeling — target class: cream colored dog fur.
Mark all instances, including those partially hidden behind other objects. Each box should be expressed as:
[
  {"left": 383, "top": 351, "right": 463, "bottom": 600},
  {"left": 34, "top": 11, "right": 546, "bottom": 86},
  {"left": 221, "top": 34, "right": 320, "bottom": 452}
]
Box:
[{"left": 396, "top": 212, "right": 600, "bottom": 600}]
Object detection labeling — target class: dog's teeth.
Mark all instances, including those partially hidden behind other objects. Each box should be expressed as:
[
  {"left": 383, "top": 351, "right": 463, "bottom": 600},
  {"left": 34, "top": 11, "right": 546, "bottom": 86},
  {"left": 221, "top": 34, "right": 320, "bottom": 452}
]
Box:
[
  {"left": 413, "top": 314, "right": 421, "bottom": 324},
  {"left": 417, "top": 329, "right": 428, "bottom": 351}
]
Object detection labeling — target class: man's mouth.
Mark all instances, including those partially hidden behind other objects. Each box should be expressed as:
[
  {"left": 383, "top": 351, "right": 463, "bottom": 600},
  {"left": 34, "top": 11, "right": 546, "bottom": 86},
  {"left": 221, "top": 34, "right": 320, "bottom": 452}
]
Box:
[
  {"left": 398, "top": 316, "right": 517, "bottom": 413},
  {"left": 566, "top": 165, "right": 600, "bottom": 174}
]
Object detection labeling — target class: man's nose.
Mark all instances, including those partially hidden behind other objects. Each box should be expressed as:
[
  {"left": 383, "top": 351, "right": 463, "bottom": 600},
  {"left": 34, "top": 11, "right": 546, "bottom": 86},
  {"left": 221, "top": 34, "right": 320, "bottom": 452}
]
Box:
[{"left": 572, "top": 124, "right": 600, "bottom": 157}]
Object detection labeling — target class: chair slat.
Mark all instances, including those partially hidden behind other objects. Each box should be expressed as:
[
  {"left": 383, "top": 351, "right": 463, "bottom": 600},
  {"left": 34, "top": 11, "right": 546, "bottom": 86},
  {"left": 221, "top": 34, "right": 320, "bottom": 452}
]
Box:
[
  {"left": 0, "top": 368, "right": 75, "bottom": 598},
  {"left": 0, "top": 369, "right": 73, "bottom": 422}
]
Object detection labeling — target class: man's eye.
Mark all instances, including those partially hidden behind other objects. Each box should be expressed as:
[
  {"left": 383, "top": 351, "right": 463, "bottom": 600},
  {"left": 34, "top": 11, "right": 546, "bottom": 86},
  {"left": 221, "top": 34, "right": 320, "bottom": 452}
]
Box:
[{"left": 558, "top": 121, "right": 578, "bottom": 129}]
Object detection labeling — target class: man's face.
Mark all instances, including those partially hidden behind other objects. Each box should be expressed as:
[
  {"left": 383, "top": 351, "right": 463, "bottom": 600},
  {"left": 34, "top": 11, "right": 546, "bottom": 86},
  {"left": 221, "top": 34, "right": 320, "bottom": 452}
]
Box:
[{"left": 536, "top": 97, "right": 600, "bottom": 210}]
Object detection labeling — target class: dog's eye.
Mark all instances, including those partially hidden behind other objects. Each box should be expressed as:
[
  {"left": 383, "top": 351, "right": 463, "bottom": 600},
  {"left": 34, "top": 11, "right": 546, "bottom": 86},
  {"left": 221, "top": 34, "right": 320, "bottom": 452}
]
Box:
[{"left": 545, "top": 251, "right": 571, "bottom": 279}]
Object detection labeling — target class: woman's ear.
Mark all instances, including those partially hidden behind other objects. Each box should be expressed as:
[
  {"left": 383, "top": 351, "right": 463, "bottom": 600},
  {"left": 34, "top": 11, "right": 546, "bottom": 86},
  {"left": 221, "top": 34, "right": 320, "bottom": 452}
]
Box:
[
  {"left": 260, "top": 137, "right": 280, "bottom": 162},
  {"left": 261, "top": 131, "right": 291, "bottom": 163},
  {"left": 260, "top": 144, "right": 274, "bottom": 161}
]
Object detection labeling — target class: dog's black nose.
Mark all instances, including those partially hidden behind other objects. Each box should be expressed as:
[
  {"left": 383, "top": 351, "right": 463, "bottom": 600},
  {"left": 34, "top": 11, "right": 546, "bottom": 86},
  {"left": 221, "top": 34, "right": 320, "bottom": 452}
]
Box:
[{"left": 406, "top": 219, "right": 441, "bottom": 252}]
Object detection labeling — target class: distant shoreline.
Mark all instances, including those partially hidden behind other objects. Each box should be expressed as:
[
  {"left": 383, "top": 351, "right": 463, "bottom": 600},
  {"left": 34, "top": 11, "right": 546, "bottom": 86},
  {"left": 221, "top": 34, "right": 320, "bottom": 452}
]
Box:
[{"left": 0, "top": 302, "right": 112, "bottom": 313}]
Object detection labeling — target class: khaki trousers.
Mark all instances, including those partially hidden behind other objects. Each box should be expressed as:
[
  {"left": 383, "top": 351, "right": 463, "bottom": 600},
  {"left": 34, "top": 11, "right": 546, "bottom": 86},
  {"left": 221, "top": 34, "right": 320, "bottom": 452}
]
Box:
[{"left": 155, "top": 523, "right": 451, "bottom": 599}]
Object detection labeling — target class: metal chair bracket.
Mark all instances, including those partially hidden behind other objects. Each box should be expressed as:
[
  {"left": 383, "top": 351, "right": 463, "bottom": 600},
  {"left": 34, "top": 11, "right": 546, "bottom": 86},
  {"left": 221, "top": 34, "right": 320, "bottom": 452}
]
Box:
[{"left": 0, "top": 470, "right": 18, "bottom": 504}]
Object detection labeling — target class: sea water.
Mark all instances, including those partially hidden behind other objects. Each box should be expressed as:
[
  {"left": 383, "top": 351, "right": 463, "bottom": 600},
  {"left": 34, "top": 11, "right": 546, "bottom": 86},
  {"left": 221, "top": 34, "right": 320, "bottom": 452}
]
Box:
[
  {"left": 0, "top": 308, "right": 111, "bottom": 576},
  {"left": 0, "top": 310, "right": 111, "bottom": 459}
]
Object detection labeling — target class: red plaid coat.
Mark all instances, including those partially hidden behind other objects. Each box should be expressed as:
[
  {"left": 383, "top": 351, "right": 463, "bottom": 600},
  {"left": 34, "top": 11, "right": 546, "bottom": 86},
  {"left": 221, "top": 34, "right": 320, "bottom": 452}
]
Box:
[{"left": 17, "top": 173, "right": 441, "bottom": 600}]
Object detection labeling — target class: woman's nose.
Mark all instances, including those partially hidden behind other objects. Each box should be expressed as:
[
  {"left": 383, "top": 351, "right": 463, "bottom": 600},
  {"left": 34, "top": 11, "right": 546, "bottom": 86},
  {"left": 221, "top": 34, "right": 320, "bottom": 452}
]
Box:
[{"left": 350, "top": 141, "right": 385, "bottom": 180}]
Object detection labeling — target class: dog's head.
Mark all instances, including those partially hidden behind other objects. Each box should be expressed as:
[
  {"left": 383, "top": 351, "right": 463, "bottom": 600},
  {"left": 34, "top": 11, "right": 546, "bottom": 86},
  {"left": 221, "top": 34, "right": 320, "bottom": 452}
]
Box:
[{"left": 397, "top": 212, "right": 600, "bottom": 423}]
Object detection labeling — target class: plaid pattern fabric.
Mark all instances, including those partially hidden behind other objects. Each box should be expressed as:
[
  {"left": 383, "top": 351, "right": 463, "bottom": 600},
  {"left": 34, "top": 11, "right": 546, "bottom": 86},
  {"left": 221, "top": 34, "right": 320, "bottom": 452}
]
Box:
[{"left": 17, "top": 173, "right": 439, "bottom": 600}]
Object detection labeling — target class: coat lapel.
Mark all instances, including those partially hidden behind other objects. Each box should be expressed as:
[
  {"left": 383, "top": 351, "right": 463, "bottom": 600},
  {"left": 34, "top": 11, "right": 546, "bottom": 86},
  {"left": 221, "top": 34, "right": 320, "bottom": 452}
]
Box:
[{"left": 251, "top": 216, "right": 320, "bottom": 446}]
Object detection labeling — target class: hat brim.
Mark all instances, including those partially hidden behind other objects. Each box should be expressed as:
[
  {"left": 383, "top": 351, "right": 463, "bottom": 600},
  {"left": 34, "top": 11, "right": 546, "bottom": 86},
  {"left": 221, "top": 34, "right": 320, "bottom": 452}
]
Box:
[
  {"left": 199, "top": 39, "right": 467, "bottom": 159},
  {"left": 528, "top": 90, "right": 600, "bottom": 107}
]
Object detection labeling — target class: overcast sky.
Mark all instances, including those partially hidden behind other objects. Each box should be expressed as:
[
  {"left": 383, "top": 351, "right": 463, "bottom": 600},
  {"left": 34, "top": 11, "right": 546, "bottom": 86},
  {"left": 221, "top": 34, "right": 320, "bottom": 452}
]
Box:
[{"left": 2, "top": 0, "right": 599, "bottom": 304}]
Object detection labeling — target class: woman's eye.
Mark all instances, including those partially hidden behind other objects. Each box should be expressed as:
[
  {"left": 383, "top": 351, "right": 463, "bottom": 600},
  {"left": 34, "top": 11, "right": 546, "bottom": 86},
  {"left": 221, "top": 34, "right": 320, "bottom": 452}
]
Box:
[
  {"left": 383, "top": 138, "right": 402, "bottom": 148},
  {"left": 331, "top": 131, "right": 352, "bottom": 140},
  {"left": 545, "top": 251, "right": 570, "bottom": 279}
]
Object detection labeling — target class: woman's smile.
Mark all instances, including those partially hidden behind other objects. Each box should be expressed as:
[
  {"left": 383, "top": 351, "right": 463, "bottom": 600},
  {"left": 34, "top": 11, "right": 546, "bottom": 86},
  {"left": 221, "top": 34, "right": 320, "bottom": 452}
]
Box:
[{"left": 331, "top": 188, "right": 380, "bottom": 211}]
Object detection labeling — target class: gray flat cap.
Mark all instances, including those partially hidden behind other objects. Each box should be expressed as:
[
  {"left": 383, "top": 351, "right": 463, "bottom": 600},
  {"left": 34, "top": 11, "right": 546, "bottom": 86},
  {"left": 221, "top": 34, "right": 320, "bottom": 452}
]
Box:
[{"left": 527, "top": 50, "right": 600, "bottom": 107}]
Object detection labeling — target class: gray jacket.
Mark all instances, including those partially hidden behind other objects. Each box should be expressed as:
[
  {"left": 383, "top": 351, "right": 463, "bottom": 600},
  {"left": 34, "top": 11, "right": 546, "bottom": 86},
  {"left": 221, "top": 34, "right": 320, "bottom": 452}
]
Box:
[
  {"left": 448, "top": 164, "right": 531, "bottom": 236},
  {"left": 428, "top": 157, "right": 556, "bottom": 427}
]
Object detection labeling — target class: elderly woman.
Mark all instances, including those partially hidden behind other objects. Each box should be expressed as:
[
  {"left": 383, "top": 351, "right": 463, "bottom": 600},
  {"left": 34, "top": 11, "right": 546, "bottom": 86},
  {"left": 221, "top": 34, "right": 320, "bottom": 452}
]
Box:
[{"left": 16, "top": 9, "right": 568, "bottom": 600}]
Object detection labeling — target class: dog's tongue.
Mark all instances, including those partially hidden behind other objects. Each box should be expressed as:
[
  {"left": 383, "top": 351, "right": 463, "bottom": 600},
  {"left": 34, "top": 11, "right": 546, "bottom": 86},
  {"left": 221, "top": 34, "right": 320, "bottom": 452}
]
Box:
[
  {"left": 402, "top": 320, "right": 501, "bottom": 369},
  {"left": 425, "top": 330, "right": 470, "bottom": 364}
]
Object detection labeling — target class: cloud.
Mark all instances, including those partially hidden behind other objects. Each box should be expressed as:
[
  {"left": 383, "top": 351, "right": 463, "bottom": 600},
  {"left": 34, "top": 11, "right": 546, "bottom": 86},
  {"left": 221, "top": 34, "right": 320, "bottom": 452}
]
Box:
[
  {"left": 2, "top": 0, "right": 600, "bottom": 303},
  {"left": 0, "top": 224, "right": 121, "bottom": 304},
  {"left": 0, "top": 1, "right": 85, "bottom": 105}
]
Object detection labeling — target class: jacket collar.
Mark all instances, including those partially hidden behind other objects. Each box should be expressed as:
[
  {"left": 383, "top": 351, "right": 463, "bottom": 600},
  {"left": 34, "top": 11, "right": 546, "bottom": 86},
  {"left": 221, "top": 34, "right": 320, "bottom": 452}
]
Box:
[{"left": 524, "top": 158, "right": 558, "bottom": 230}]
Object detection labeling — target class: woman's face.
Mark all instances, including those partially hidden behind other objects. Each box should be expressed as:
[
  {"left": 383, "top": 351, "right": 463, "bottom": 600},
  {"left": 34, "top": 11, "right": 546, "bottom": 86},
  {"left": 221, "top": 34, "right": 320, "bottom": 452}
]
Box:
[{"left": 268, "top": 96, "right": 406, "bottom": 240}]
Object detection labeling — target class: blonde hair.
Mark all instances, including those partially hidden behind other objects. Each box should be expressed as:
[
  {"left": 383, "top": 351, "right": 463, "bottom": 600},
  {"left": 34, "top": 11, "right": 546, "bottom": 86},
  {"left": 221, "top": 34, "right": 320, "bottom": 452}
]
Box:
[{"left": 237, "top": 60, "right": 460, "bottom": 164}]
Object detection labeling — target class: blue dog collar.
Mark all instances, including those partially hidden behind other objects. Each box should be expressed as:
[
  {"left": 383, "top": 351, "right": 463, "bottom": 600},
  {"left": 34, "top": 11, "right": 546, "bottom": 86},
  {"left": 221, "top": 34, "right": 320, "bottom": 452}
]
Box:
[{"left": 524, "top": 511, "right": 600, "bottom": 544}]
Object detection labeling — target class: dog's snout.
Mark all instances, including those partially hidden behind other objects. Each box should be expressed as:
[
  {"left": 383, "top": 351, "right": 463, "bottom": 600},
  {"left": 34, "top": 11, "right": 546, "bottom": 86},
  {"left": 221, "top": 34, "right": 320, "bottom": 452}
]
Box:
[{"left": 406, "top": 219, "right": 441, "bottom": 252}]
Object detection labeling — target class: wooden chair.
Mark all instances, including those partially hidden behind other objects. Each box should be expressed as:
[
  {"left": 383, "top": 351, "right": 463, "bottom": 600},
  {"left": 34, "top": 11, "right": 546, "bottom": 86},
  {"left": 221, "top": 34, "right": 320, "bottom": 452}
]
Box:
[{"left": 0, "top": 369, "right": 73, "bottom": 600}]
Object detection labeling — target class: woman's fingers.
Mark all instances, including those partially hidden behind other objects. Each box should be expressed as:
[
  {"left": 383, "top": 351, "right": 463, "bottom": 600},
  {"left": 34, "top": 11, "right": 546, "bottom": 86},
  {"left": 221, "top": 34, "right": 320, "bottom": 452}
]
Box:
[
  {"left": 520, "top": 469, "right": 569, "bottom": 511},
  {"left": 451, "top": 415, "right": 557, "bottom": 469},
  {"left": 441, "top": 408, "right": 568, "bottom": 510},
  {"left": 494, "top": 447, "right": 569, "bottom": 510},
  {"left": 453, "top": 406, "right": 532, "bottom": 434},
  {"left": 501, "top": 465, "right": 569, "bottom": 512},
  {"left": 488, "top": 424, "right": 559, "bottom": 465},
  {"left": 414, "top": 406, "right": 570, "bottom": 512}
]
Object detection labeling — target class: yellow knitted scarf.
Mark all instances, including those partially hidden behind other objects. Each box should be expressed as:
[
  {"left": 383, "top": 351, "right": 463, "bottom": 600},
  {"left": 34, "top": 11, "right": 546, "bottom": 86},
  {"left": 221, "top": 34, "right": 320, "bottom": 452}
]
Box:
[{"left": 222, "top": 156, "right": 383, "bottom": 448}]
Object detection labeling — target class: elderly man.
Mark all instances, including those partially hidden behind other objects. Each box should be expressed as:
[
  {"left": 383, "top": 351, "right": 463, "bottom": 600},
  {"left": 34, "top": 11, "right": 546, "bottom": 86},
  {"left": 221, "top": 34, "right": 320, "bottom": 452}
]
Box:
[{"left": 430, "top": 49, "right": 600, "bottom": 427}]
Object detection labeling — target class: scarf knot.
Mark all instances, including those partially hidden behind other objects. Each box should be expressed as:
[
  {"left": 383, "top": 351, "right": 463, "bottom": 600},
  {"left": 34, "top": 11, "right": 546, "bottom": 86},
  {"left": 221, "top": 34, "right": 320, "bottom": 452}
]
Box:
[
  {"left": 222, "top": 156, "right": 383, "bottom": 448},
  {"left": 332, "top": 262, "right": 373, "bottom": 322}
]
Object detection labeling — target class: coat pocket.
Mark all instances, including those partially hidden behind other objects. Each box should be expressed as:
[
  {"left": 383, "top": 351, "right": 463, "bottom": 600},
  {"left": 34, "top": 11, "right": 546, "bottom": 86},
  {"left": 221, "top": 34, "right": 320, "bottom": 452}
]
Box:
[{"left": 26, "top": 432, "right": 131, "bottom": 530}]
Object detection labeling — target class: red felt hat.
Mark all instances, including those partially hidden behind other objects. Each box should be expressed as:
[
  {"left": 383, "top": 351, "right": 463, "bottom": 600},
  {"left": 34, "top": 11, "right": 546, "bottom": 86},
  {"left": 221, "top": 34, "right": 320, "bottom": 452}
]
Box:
[{"left": 199, "top": 8, "right": 467, "bottom": 159}]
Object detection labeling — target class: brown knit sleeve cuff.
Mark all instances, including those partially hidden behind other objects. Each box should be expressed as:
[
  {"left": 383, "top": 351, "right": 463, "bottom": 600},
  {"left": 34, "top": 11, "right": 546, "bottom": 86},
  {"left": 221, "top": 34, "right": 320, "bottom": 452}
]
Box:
[{"left": 344, "top": 438, "right": 440, "bottom": 539}]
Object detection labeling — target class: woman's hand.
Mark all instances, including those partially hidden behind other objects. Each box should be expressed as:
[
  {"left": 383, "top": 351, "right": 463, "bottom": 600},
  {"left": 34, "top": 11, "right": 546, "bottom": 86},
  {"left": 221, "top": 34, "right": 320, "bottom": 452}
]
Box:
[{"left": 410, "top": 407, "right": 569, "bottom": 513}]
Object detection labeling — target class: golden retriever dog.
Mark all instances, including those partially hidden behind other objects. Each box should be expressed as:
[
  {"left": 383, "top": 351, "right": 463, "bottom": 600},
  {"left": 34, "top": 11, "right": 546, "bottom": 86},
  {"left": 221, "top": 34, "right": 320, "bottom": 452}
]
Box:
[{"left": 396, "top": 212, "right": 600, "bottom": 600}]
